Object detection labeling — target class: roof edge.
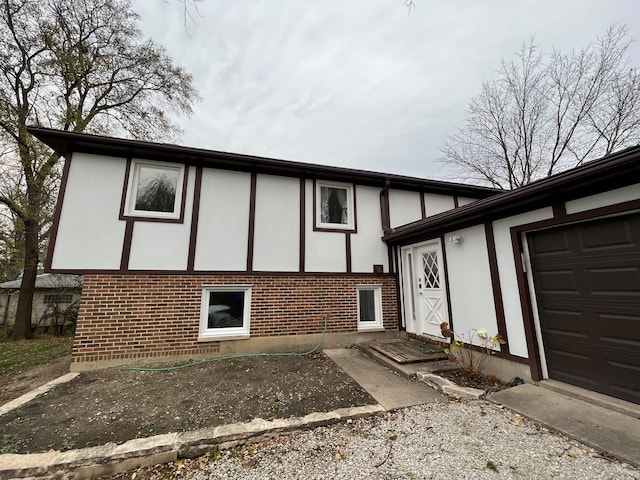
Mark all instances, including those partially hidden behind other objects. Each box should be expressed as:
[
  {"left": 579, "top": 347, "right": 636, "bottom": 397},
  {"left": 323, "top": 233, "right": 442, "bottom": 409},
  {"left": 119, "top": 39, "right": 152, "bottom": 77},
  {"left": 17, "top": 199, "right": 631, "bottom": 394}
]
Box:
[
  {"left": 27, "top": 126, "right": 500, "bottom": 197},
  {"left": 383, "top": 145, "right": 640, "bottom": 243}
]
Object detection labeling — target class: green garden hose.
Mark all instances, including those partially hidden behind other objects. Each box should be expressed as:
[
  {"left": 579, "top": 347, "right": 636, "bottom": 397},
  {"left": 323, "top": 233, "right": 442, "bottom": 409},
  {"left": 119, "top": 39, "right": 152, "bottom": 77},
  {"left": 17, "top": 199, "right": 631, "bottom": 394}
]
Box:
[{"left": 124, "top": 314, "right": 329, "bottom": 372}]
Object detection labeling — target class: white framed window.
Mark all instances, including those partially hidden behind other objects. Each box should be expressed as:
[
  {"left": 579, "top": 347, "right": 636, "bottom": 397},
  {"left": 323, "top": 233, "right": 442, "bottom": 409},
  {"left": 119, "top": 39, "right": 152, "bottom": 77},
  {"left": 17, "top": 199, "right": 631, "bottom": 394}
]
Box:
[
  {"left": 199, "top": 285, "right": 251, "bottom": 340},
  {"left": 124, "top": 159, "right": 185, "bottom": 219},
  {"left": 357, "top": 285, "right": 383, "bottom": 331},
  {"left": 315, "top": 180, "right": 355, "bottom": 231}
]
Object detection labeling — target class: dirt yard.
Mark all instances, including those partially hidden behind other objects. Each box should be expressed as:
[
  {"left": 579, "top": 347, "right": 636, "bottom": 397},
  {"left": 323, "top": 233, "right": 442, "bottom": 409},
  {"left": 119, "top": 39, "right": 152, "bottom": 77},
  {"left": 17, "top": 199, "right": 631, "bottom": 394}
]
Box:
[{"left": 0, "top": 351, "right": 375, "bottom": 454}]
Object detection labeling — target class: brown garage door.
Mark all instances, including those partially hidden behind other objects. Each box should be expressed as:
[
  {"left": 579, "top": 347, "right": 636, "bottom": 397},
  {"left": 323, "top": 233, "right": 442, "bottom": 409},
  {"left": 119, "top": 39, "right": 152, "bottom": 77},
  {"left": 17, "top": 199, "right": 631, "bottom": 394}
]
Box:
[{"left": 528, "top": 213, "right": 640, "bottom": 404}]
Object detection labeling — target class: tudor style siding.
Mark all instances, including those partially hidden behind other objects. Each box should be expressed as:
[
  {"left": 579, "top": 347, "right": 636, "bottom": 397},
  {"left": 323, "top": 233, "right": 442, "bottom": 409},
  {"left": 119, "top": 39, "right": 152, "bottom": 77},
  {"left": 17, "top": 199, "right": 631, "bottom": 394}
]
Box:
[
  {"left": 53, "top": 153, "right": 464, "bottom": 275},
  {"left": 51, "top": 153, "right": 127, "bottom": 270}
]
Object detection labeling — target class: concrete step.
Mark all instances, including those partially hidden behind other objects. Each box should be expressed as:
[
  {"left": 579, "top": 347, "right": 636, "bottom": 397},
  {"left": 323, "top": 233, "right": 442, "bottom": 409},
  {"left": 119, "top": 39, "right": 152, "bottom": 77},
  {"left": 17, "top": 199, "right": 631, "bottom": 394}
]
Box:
[{"left": 356, "top": 341, "right": 458, "bottom": 379}]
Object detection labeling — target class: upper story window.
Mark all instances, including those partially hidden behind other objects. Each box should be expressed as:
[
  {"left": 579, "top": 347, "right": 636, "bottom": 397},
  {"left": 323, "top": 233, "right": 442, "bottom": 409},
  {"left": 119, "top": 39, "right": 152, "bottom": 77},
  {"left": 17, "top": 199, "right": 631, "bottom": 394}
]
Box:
[
  {"left": 315, "top": 180, "right": 355, "bottom": 231},
  {"left": 124, "top": 160, "right": 185, "bottom": 219}
]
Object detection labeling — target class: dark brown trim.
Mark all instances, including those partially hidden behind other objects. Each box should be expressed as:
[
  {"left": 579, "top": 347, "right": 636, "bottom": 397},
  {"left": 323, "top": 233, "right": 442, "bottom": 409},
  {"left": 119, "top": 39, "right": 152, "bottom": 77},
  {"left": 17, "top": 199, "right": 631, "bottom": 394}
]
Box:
[
  {"left": 484, "top": 221, "right": 509, "bottom": 354},
  {"left": 552, "top": 200, "right": 567, "bottom": 218},
  {"left": 312, "top": 179, "right": 358, "bottom": 234},
  {"left": 28, "top": 126, "right": 499, "bottom": 198},
  {"left": 513, "top": 198, "right": 640, "bottom": 236},
  {"left": 45, "top": 268, "right": 398, "bottom": 277},
  {"left": 118, "top": 159, "right": 189, "bottom": 224},
  {"left": 120, "top": 220, "right": 135, "bottom": 271},
  {"left": 420, "top": 192, "right": 426, "bottom": 219},
  {"left": 299, "top": 178, "right": 306, "bottom": 273},
  {"left": 387, "top": 246, "right": 394, "bottom": 275},
  {"left": 44, "top": 154, "right": 73, "bottom": 272},
  {"left": 453, "top": 195, "right": 459, "bottom": 208},
  {"left": 246, "top": 172, "right": 257, "bottom": 272},
  {"left": 118, "top": 157, "right": 132, "bottom": 220},
  {"left": 510, "top": 228, "right": 543, "bottom": 381},
  {"left": 345, "top": 234, "right": 352, "bottom": 273},
  {"left": 380, "top": 179, "right": 391, "bottom": 233},
  {"left": 440, "top": 235, "right": 454, "bottom": 333},
  {"left": 394, "top": 246, "right": 404, "bottom": 331},
  {"left": 384, "top": 146, "right": 640, "bottom": 244},
  {"left": 187, "top": 166, "right": 203, "bottom": 272}
]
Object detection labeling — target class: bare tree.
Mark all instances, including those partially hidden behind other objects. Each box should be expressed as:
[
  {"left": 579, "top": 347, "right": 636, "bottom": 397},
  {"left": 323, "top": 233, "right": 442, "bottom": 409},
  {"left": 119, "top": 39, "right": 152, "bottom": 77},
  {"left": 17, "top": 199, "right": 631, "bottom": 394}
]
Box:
[
  {"left": 0, "top": 0, "right": 199, "bottom": 339},
  {"left": 443, "top": 25, "right": 640, "bottom": 189}
]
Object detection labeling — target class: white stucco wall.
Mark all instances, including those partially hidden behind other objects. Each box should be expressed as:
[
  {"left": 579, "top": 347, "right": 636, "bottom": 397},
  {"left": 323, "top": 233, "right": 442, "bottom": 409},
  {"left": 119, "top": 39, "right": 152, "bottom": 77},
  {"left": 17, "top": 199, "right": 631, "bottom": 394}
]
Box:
[
  {"left": 444, "top": 225, "right": 498, "bottom": 348},
  {"left": 304, "top": 180, "right": 346, "bottom": 272},
  {"left": 423, "top": 193, "right": 455, "bottom": 216},
  {"left": 492, "top": 207, "right": 554, "bottom": 358},
  {"left": 128, "top": 166, "right": 196, "bottom": 270},
  {"left": 51, "top": 153, "right": 127, "bottom": 270},
  {"left": 389, "top": 189, "right": 422, "bottom": 228},
  {"left": 253, "top": 174, "right": 300, "bottom": 272},
  {"left": 350, "top": 186, "right": 388, "bottom": 273},
  {"left": 193, "top": 169, "right": 251, "bottom": 271},
  {"left": 565, "top": 183, "right": 640, "bottom": 214}
]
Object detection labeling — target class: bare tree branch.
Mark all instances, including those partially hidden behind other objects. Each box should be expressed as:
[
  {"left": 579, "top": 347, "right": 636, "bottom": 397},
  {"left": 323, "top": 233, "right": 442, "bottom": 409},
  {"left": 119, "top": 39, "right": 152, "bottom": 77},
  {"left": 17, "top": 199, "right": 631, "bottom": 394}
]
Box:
[{"left": 443, "top": 25, "right": 640, "bottom": 188}]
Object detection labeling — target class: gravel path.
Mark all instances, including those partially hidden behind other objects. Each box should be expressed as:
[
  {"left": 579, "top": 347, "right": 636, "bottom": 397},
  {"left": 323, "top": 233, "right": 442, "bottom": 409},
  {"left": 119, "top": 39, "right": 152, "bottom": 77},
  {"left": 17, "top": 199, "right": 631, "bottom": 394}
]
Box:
[{"left": 184, "top": 400, "right": 639, "bottom": 480}]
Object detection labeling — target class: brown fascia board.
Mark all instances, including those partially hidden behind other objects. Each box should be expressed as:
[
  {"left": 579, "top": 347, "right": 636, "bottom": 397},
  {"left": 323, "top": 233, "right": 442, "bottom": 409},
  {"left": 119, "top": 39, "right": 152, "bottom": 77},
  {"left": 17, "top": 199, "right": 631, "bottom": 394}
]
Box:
[
  {"left": 26, "top": 126, "right": 499, "bottom": 198},
  {"left": 383, "top": 145, "right": 640, "bottom": 245}
]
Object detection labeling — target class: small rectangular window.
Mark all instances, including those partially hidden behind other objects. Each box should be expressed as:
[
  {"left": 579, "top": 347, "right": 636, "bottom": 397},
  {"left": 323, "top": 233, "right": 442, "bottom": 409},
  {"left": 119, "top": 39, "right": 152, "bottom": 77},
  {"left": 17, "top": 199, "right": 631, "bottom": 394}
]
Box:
[
  {"left": 199, "top": 285, "right": 251, "bottom": 340},
  {"left": 125, "top": 160, "right": 185, "bottom": 219},
  {"left": 43, "top": 294, "right": 73, "bottom": 304},
  {"left": 315, "top": 180, "right": 355, "bottom": 231},
  {"left": 357, "top": 285, "right": 383, "bottom": 331}
]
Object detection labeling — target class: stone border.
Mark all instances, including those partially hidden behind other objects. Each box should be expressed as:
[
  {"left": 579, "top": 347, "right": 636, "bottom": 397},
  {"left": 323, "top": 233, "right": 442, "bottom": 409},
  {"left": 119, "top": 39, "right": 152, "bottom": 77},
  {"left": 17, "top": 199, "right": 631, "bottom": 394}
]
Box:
[
  {"left": 417, "top": 372, "right": 486, "bottom": 400},
  {"left": 0, "top": 404, "right": 384, "bottom": 480},
  {"left": 0, "top": 373, "right": 79, "bottom": 417}
]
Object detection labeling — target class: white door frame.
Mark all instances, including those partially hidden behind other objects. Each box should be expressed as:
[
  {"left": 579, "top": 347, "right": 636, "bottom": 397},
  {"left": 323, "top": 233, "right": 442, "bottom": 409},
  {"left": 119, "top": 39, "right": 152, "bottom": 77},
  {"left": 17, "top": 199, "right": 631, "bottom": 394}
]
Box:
[{"left": 401, "top": 239, "right": 449, "bottom": 338}]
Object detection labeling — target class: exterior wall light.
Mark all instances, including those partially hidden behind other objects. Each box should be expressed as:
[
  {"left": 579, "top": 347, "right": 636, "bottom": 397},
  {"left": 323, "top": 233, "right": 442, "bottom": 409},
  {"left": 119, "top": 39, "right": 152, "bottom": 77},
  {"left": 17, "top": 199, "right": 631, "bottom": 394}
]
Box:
[{"left": 449, "top": 235, "right": 463, "bottom": 244}]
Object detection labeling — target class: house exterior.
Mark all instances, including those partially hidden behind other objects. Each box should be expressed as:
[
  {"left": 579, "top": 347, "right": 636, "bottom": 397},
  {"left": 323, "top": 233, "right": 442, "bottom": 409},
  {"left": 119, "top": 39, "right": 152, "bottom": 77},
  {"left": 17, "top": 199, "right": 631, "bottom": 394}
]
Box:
[
  {"left": 0, "top": 274, "right": 82, "bottom": 332},
  {"left": 384, "top": 148, "right": 640, "bottom": 405},
  {"left": 30, "top": 126, "right": 640, "bottom": 406},
  {"left": 29, "top": 127, "right": 496, "bottom": 370}
]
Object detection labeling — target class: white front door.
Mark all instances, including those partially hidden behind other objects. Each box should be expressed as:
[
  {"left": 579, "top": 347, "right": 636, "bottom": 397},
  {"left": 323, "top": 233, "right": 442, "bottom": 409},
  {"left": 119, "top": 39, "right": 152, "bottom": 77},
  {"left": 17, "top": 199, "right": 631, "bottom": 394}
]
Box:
[{"left": 415, "top": 242, "right": 447, "bottom": 337}]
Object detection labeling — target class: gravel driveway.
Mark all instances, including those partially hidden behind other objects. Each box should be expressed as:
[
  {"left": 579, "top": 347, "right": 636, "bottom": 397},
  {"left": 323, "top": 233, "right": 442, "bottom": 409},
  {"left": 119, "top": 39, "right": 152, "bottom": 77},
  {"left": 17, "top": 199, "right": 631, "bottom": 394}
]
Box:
[{"left": 179, "top": 400, "right": 638, "bottom": 480}]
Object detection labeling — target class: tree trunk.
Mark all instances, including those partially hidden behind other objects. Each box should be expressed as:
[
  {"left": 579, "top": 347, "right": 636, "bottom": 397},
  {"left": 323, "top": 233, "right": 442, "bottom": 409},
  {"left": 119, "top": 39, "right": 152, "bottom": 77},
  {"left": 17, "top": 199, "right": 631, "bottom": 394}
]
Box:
[{"left": 11, "top": 219, "right": 39, "bottom": 340}]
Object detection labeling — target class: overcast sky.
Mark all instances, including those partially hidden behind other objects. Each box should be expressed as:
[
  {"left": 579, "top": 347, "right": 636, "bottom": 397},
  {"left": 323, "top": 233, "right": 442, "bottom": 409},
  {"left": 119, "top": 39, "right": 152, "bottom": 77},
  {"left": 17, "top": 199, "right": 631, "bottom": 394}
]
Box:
[{"left": 135, "top": 0, "right": 640, "bottom": 181}]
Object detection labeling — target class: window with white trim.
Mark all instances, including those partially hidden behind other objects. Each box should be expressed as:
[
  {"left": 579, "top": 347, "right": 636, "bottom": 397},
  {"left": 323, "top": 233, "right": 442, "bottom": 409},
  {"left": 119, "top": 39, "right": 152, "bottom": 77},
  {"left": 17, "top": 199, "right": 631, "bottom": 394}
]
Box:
[
  {"left": 199, "top": 285, "right": 251, "bottom": 339},
  {"left": 316, "top": 181, "right": 355, "bottom": 230},
  {"left": 125, "top": 160, "right": 184, "bottom": 219},
  {"left": 357, "top": 285, "right": 383, "bottom": 331}
]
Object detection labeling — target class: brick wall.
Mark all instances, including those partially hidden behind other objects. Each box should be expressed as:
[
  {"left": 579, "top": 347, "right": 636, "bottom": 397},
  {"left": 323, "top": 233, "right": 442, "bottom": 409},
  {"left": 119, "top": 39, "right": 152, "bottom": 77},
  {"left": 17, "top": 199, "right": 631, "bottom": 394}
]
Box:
[{"left": 73, "top": 273, "right": 399, "bottom": 365}]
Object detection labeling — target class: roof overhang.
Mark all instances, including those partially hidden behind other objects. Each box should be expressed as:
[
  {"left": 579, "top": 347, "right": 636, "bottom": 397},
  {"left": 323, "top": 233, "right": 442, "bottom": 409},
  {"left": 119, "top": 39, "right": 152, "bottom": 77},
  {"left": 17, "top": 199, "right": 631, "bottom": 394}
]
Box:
[
  {"left": 27, "top": 126, "right": 500, "bottom": 198},
  {"left": 383, "top": 145, "right": 640, "bottom": 245}
]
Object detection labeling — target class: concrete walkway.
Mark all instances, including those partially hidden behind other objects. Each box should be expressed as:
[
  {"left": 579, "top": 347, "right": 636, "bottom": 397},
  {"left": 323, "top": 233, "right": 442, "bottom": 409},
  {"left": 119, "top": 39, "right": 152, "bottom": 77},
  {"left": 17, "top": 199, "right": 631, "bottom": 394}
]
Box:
[
  {"left": 323, "top": 348, "right": 445, "bottom": 409},
  {"left": 489, "top": 383, "right": 640, "bottom": 467},
  {"left": 2, "top": 346, "right": 638, "bottom": 478},
  {"left": 349, "top": 341, "right": 640, "bottom": 467}
]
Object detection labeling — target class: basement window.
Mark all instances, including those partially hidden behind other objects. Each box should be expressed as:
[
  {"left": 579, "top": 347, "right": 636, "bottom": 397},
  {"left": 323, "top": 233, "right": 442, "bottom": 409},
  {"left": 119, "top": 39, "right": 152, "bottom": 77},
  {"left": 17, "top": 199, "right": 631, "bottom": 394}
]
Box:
[
  {"left": 124, "top": 159, "right": 185, "bottom": 219},
  {"left": 199, "top": 285, "right": 251, "bottom": 340},
  {"left": 357, "top": 285, "right": 383, "bottom": 331}
]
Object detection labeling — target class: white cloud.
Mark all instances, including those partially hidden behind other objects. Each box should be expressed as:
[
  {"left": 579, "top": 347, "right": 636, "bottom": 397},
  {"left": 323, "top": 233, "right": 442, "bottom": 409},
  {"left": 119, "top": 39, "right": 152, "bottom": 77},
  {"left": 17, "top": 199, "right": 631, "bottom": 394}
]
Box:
[{"left": 135, "top": 0, "right": 640, "bottom": 180}]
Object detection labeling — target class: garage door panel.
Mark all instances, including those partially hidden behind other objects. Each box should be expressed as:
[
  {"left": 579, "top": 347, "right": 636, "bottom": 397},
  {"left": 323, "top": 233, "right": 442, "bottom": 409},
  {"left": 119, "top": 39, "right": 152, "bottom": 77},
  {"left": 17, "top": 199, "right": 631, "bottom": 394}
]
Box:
[
  {"left": 539, "top": 309, "right": 587, "bottom": 336},
  {"left": 587, "top": 266, "right": 640, "bottom": 294},
  {"left": 534, "top": 270, "right": 581, "bottom": 294},
  {"left": 578, "top": 218, "right": 637, "bottom": 251},
  {"left": 598, "top": 313, "right": 640, "bottom": 343},
  {"left": 529, "top": 212, "right": 640, "bottom": 404},
  {"left": 528, "top": 229, "right": 571, "bottom": 255}
]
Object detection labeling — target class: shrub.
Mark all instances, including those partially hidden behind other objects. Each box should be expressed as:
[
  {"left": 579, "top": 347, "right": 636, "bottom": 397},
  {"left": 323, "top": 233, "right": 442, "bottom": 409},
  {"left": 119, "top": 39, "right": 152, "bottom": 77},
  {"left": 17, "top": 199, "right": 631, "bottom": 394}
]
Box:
[{"left": 440, "top": 322, "right": 505, "bottom": 378}]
